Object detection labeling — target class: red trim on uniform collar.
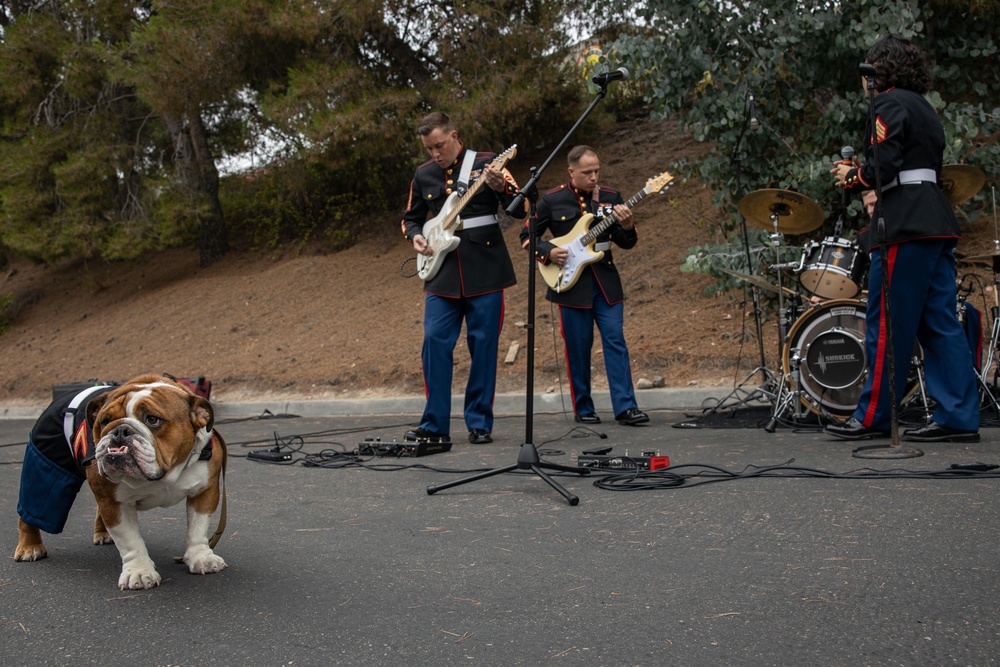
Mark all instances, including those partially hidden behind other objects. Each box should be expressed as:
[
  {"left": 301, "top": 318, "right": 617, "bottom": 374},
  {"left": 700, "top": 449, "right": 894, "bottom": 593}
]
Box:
[{"left": 446, "top": 143, "right": 467, "bottom": 171}]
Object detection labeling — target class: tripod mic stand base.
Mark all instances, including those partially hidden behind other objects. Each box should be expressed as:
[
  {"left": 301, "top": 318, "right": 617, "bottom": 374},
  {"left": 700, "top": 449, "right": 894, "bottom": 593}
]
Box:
[
  {"left": 426, "top": 443, "right": 590, "bottom": 506},
  {"left": 851, "top": 443, "right": 924, "bottom": 459}
]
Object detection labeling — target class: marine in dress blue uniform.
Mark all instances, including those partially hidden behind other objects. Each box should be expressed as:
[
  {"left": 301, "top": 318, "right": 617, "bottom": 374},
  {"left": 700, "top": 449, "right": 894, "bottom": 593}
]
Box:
[
  {"left": 828, "top": 36, "right": 979, "bottom": 442},
  {"left": 400, "top": 112, "right": 525, "bottom": 444},
  {"left": 519, "top": 146, "right": 648, "bottom": 426}
]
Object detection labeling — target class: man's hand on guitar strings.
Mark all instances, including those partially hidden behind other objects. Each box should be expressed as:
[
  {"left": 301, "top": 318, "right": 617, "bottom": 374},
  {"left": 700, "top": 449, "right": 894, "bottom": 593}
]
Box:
[{"left": 413, "top": 234, "right": 433, "bottom": 256}]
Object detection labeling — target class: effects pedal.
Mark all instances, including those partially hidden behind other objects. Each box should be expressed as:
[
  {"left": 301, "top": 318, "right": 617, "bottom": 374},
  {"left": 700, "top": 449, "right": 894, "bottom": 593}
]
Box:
[
  {"left": 247, "top": 449, "right": 292, "bottom": 462},
  {"left": 576, "top": 448, "right": 670, "bottom": 471},
  {"left": 358, "top": 437, "right": 452, "bottom": 458}
]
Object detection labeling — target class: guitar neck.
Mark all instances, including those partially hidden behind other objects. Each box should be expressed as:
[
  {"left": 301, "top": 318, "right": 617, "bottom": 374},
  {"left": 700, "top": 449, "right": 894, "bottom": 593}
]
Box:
[
  {"left": 580, "top": 188, "right": 647, "bottom": 245},
  {"left": 440, "top": 151, "right": 514, "bottom": 232},
  {"left": 441, "top": 177, "right": 490, "bottom": 232}
]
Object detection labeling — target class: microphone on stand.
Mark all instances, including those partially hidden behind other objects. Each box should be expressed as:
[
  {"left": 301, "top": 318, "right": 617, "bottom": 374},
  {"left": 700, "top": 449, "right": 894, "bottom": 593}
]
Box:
[
  {"left": 748, "top": 92, "right": 760, "bottom": 132},
  {"left": 592, "top": 67, "right": 629, "bottom": 86},
  {"left": 858, "top": 62, "right": 877, "bottom": 79}
]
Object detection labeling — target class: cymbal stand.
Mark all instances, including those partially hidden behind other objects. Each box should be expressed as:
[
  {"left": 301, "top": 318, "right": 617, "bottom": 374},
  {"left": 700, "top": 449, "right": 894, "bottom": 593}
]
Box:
[{"left": 763, "top": 208, "right": 811, "bottom": 431}]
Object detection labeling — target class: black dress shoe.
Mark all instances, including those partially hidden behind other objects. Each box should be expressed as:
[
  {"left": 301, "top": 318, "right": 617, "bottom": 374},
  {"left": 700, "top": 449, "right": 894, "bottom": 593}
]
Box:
[
  {"left": 902, "top": 422, "right": 980, "bottom": 443},
  {"left": 574, "top": 413, "right": 601, "bottom": 425},
  {"left": 825, "top": 417, "right": 888, "bottom": 440},
  {"left": 404, "top": 428, "right": 450, "bottom": 444},
  {"left": 468, "top": 429, "right": 493, "bottom": 444},
  {"left": 616, "top": 408, "right": 649, "bottom": 426}
]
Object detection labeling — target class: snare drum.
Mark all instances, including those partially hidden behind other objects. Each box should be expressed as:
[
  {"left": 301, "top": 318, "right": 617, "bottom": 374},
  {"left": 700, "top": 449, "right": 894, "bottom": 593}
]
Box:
[{"left": 799, "top": 237, "right": 859, "bottom": 299}]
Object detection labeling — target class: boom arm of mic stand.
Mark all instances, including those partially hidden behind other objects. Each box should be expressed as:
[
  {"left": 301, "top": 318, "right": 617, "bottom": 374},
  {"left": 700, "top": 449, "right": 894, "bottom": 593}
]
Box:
[
  {"left": 505, "top": 87, "right": 607, "bottom": 218},
  {"left": 728, "top": 91, "right": 769, "bottom": 374}
]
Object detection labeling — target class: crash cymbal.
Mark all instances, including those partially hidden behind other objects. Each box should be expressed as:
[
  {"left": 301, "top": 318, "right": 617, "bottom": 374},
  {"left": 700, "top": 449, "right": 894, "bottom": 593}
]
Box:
[
  {"left": 720, "top": 267, "right": 798, "bottom": 298},
  {"left": 941, "top": 164, "right": 985, "bottom": 207},
  {"left": 738, "top": 189, "right": 825, "bottom": 234}
]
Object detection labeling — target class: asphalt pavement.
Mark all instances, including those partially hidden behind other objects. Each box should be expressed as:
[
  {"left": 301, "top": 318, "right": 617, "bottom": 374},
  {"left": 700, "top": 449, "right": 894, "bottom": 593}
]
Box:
[{"left": 2, "top": 386, "right": 1000, "bottom": 666}]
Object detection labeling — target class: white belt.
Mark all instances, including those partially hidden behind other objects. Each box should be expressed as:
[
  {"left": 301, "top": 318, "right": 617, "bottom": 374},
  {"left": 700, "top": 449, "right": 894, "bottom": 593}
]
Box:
[
  {"left": 593, "top": 241, "right": 611, "bottom": 252},
  {"left": 63, "top": 385, "right": 110, "bottom": 452},
  {"left": 459, "top": 215, "right": 497, "bottom": 230},
  {"left": 883, "top": 168, "right": 937, "bottom": 192}
]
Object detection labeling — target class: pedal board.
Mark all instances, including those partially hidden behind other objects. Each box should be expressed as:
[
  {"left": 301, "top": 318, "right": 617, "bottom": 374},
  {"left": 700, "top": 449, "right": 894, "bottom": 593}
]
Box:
[
  {"left": 358, "top": 438, "right": 452, "bottom": 457},
  {"left": 576, "top": 449, "right": 670, "bottom": 471}
]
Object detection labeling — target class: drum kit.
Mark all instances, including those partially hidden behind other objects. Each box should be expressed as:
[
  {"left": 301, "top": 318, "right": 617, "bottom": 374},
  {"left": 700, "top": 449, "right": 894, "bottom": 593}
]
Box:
[{"left": 724, "top": 164, "right": 993, "bottom": 428}]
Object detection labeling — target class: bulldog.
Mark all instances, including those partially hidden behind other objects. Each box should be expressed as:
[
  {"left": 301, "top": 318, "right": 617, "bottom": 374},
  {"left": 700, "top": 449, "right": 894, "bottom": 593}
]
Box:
[{"left": 14, "top": 374, "right": 228, "bottom": 590}]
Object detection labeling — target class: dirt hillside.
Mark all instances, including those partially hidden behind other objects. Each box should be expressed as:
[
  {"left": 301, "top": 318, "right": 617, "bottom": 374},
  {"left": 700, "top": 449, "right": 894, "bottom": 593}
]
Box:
[{"left": 1, "top": 118, "right": 994, "bottom": 408}]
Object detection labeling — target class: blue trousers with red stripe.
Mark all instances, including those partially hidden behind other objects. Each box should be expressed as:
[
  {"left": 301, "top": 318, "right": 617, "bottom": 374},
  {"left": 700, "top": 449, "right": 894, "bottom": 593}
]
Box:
[
  {"left": 558, "top": 285, "right": 638, "bottom": 418},
  {"left": 855, "top": 238, "right": 979, "bottom": 431},
  {"left": 420, "top": 291, "right": 504, "bottom": 435}
]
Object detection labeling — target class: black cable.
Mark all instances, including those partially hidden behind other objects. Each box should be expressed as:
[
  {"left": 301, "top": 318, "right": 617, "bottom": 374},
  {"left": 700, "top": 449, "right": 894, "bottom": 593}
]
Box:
[{"left": 592, "top": 459, "right": 1000, "bottom": 492}]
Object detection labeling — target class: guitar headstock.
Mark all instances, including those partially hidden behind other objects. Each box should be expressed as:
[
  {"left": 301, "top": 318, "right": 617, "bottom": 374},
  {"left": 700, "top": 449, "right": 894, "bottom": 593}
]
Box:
[
  {"left": 491, "top": 144, "right": 517, "bottom": 169},
  {"left": 643, "top": 171, "right": 675, "bottom": 195}
]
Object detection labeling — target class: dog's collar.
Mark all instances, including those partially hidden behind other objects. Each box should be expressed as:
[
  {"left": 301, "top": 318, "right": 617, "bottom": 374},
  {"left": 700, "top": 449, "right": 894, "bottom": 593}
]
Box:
[{"left": 198, "top": 433, "right": 215, "bottom": 461}]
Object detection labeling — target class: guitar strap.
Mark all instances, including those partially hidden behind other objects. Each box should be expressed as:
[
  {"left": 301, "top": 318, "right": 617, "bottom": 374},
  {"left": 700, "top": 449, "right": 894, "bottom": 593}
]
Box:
[{"left": 456, "top": 149, "right": 477, "bottom": 196}]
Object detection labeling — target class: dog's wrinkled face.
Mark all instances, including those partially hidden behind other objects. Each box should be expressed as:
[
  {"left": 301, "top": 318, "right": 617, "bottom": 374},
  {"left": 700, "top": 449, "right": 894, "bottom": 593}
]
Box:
[{"left": 87, "top": 377, "right": 214, "bottom": 484}]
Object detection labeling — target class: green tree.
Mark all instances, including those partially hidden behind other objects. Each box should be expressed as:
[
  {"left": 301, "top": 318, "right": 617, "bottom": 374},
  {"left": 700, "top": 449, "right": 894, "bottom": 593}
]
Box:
[
  {"left": 599, "top": 0, "right": 999, "bottom": 266},
  {"left": 0, "top": 1, "right": 586, "bottom": 266}
]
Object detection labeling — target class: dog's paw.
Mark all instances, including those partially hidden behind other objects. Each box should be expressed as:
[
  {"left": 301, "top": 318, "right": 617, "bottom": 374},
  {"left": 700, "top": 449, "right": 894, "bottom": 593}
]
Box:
[
  {"left": 14, "top": 543, "right": 47, "bottom": 562},
  {"left": 16, "top": 520, "right": 47, "bottom": 561},
  {"left": 118, "top": 563, "right": 161, "bottom": 590},
  {"left": 184, "top": 547, "right": 227, "bottom": 575},
  {"left": 93, "top": 531, "right": 114, "bottom": 546}
]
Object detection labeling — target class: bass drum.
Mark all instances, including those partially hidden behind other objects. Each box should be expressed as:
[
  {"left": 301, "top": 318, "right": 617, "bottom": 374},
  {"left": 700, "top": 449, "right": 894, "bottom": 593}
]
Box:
[{"left": 783, "top": 299, "right": 868, "bottom": 417}]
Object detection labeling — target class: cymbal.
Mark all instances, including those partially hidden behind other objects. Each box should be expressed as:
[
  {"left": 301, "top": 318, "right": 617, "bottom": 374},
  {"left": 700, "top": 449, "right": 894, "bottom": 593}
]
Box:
[
  {"left": 721, "top": 267, "right": 798, "bottom": 298},
  {"left": 962, "top": 245, "right": 1000, "bottom": 261},
  {"left": 941, "top": 164, "right": 985, "bottom": 206},
  {"left": 738, "top": 189, "right": 824, "bottom": 234}
]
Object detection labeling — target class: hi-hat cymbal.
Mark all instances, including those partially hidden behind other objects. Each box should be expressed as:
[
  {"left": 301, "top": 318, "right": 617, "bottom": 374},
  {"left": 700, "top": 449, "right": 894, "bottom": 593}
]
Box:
[
  {"left": 941, "top": 164, "right": 985, "bottom": 206},
  {"left": 738, "top": 189, "right": 824, "bottom": 234},
  {"left": 962, "top": 245, "right": 1000, "bottom": 261},
  {"left": 720, "top": 267, "right": 798, "bottom": 297}
]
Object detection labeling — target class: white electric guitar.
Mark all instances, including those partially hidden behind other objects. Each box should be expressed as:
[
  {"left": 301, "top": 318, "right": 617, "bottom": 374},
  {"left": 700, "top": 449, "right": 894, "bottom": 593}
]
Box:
[
  {"left": 416, "top": 145, "right": 518, "bottom": 282},
  {"left": 538, "top": 171, "right": 674, "bottom": 292}
]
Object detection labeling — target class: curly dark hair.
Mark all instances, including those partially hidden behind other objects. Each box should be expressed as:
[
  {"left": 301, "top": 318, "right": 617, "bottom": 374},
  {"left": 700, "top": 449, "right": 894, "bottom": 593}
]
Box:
[{"left": 865, "top": 35, "right": 932, "bottom": 94}]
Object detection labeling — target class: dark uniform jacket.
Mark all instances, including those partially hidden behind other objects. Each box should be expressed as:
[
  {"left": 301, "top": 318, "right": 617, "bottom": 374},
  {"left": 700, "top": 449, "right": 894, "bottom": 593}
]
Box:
[
  {"left": 522, "top": 183, "right": 638, "bottom": 308},
  {"left": 843, "top": 87, "right": 960, "bottom": 246},
  {"left": 401, "top": 146, "right": 524, "bottom": 297}
]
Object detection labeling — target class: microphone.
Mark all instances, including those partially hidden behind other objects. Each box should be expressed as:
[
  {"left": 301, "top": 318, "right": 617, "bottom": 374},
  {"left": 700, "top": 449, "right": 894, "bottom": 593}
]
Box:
[
  {"left": 748, "top": 92, "right": 760, "bottom": 132},
  {"left": 592, "top": 67, "right": 629, "bottom": 86},
  {"left": 858, "top": 62, "right": 877, "bottom": 79},
  {"left": 840, "top": 145, "right": 856, "bottom": 207}
]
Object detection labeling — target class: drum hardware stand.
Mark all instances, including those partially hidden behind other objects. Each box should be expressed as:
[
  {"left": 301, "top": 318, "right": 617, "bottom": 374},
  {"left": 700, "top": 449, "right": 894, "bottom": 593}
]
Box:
[
  {"left": 974, "top": 186, "right": 1000, "bottom": 419},
  {"left": 852, "top": 62, "right": 921, "bottom": 459},
  {"left": 764, "top": 348, "right": 810, "bottom": 432},
  {"left": 903, "top": 352, "right": 934, "bottom": 425}
]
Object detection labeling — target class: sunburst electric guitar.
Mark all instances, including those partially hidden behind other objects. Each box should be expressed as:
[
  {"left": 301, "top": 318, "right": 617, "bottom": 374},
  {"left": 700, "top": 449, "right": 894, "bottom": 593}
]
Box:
[
  {"left": 538, "top": 171, "right": 674, "bottom": 292},
  {"left": 416, "top": 145, "right": 518, "bottom": 282}
]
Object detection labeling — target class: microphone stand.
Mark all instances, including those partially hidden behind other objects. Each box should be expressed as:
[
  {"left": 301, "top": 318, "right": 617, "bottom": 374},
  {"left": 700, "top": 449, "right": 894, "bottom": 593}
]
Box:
[
  {"left": 427, "top": 82, "right": 616, "bottom": 504},
  {"left": 852, "top": 67, "right": 922, "bottom": 459},
  {"left": 712, "top": 88, "right": 783, "bottom": 414}
]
